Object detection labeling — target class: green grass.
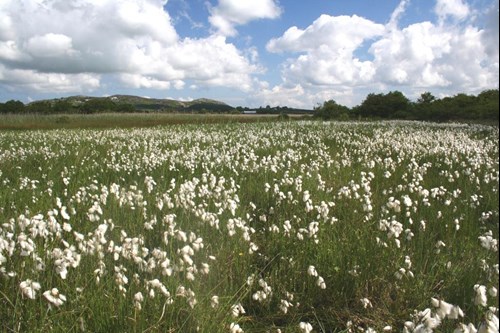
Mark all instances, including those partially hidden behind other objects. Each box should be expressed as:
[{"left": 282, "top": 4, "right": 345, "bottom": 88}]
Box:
[
  {"left": 0, "top": 112, "right": 298, "bottom": 130},
  {"left": 0, "top": 120, "right": 498, "bottom": 332}
]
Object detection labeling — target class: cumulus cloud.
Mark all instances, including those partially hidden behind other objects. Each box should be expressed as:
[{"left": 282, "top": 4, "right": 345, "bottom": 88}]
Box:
[
  {"left": 388, "top": 0, "right": 410, "bottom": 30},
  {"left": 267, "top": 14, "right": 384, "bottom": 54},
  {"left": 260, "top": 0, "right": 498, "bottom": 107},
  {"left": 0, "top": 0, "right": 497, "bottom": 106},
  {"left": 25, "top": 33, "right": 75, "bottom": 58},
  {"left": 435, "top": 0, "right": 470, "bottom": 21},
  {"left": 0, "top": 0, "right": 260, "bottom": 94},
  {"left": 482, "top": 0, "right": 499, "bottom": 59},
  {"left": 253, "top": 83, "right": 357, "bottom": 109},
  {"left": 267, "top": 14, "right": 385, "bottom": 87},
  {"left": 0, "top": 64, "right": 100, "bottom": 93},
  {"left": 370, "top": 21, "right": 498, "bottom": 91},
  {"left": 208, "top": 0, "right": 282, "bottom": 36},
  {"left": 370, "top": 22, "right": 453, "bottom": 86}
]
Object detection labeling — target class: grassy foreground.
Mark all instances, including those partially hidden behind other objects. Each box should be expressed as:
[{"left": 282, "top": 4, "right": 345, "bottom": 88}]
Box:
[{"left": 0, "top": 120, "right": 498, "bottom": 332}]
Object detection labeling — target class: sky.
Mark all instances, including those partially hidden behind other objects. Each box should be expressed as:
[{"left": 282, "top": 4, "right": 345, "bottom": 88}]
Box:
[{"left": 0, "top": 0, "right": 498, "bottom": 108}]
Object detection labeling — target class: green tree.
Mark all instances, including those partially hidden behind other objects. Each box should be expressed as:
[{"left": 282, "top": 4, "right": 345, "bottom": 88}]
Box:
[
  {"left": 476, "top": 89, "right": 499, "bottom": 120},
  {"left": 80, "top": 98, "right": 116, "bottom": 114},
  {"left": 1, "top": 100, "right": 25, "bottom": 114},
  {"left": 53, "top": 99, "right": 74, "bottom": 113},
  {"left": 414, "top": 92, "right": 437, "bottom": 120},
  {"left": 115, "top": 103, "right": 136, "bottom": 113},
  {"left": 356, "top": 91, "right": 411, "bottom": 119},
  {"left": 26, "top": 101, "right": 53, "bottom": 114},
  {"left": 417, "top": 92, "right": 436, "bottom": 104},
  {"left": 314, "top": 100, "right": 351, "bottom": 120}
]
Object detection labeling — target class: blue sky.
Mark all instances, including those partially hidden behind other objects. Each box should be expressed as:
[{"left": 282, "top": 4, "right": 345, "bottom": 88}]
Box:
[{"left": 0, "top": 0, "right": 498, "bottom": 108}]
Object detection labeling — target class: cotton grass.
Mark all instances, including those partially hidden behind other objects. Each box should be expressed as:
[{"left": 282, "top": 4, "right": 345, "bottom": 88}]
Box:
[{"left": 0, "top": 120, "right": 498, "bottom": 332}]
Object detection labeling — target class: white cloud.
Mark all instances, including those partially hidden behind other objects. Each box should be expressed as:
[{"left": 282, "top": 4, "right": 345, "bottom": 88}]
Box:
[
  {"left": 388, "top": 0, "right": 410, "bottom": 30},
  {"left": 435, "top": 0, "right": 470, "bottom": 21},
  {"left": 254, "top": 84, "right": 306, "bottom": 108},
  {"left": 120, "top": 73, "right": 172, "bottom": 90},
  {"left": 0, "top": 64, "right": 100, "bottom": 93},
  {"left": 253, "top": 83, "right": 358, "bottom": 109},
  {"left": 370, "top": 21, "right": 453, "bottom": 86},
  {"left": 0, "top": 0, "right": 260, "bottom": 94},
  {"left": 371, "top": 22, "right": 497, "bottom": 91},
  {"left": 259, "top": 0, "right": 498, "bottom": 107},
  {"left": 266, "top": 14, "right": 385, "bottom": 88},
  {"left": 482, "top": 0, "right": 499, "bottom": 59},
  {"left": 0, "top": 0, "right": 498, "bottom": 107},
  {"left": 267, "top": 14, "right": 384, "bottom": 54},
  {"left": 208, "top": 0, "right": 282, "bottom": 36},
  {"left": 0, "top": 41, "right": 27, "bottom": 62},
  {"left": 25, "top": 33, "right": 75, "bottom": 58}
]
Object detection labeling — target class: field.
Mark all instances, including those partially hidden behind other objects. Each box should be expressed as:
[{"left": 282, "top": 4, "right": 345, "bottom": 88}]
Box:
[
  {"left": 0, "top": 120, "right": 498, "bottom": 332},
  {"left": 0, "top": 113, "right": 297, "bottom": 130}
]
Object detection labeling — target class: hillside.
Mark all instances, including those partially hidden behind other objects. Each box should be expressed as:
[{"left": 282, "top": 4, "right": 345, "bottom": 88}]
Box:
[
  {"left": 109, "top": 95, "right": 232, "bottom": 111},
  {"left": 29, "top": 95, "right": 235, "bottom": 113},
  {"left": 3, "top": 95, "right": 316, "bottom": 115}
]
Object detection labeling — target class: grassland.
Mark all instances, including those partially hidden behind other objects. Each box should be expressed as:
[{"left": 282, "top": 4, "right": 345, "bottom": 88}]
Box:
[
  {"left": 0, "top": 113, "right": 295, "bottom": 130},
  {"left": 0, "top": 120, "right": 498, "bottom": 332}
]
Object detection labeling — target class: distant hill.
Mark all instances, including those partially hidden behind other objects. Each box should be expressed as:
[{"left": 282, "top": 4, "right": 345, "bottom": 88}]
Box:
[
  {"left": 30, "top": 95, "right": 235, "bottom": 113},
  {"left": 6, "top": 95, "right": 314, "bottom": 115}
]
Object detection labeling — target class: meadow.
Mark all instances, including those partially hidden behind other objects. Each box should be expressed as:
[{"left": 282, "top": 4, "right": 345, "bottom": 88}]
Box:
[
  {"left": 0, "top": 113, "right": 286, "bottom": 130},
  {"left": 0, "top": 120, "right": 498, "bottom": 333}
]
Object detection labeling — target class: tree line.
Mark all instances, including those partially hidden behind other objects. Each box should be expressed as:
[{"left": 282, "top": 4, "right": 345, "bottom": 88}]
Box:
[
  {"left": 0, "top": 97, "right": 237, "bottom": 114},
  {"left": 314, "top": 89, "right": 499, "bottom": 122},
  {"left": 1, "top": 89, "right": 498, "bottom": 121},
  {"left": 0, "top": 98, "right": 136, "bottom": 115}
]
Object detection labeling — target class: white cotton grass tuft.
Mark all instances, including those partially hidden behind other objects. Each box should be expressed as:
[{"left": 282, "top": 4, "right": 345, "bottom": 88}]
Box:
[
  {"left": 230, "top": 322, "right": 244, "bottom": 333},
  {"left": 360, "top": 298, "right": 373, "bottom": 309},
  {"left": 19, "top": 279, "right": 41, "bottom": 299},
  {"left": 134, "top": 292, "right": 144, "bottom": 311},
  {"left": 43, "top": 288, "right": 66, "bottom": 307},
  {"left": 316, "top": 276, "right": 326, "bottom": 289},
  {"left": 307, "top": 265, "right": 318, "bottom": 277},
  {"left": 211, "top": 295, "right": 219, "bottom": 308},
  {"left": 299, "top": 321, "right": 313, "bottom": 333},
  {"left": 231, "top": 303, "right": 246, "bottom": 318},
  {"left": 474, "top": 284, "right": 488, "bottom": 307},
  {"left": 431, "top": 297, "right": 464, "bottom": 319}
]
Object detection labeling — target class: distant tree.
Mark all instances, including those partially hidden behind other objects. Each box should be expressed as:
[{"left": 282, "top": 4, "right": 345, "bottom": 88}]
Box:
[
  {"left": 314, "top": 100, "right": 350, "bottom": 120},
  {"left": 317, "top": 89, "right": 497, "bottom": 122},
  {"left": 115, "top": 103, "right": 136, "bottom": 113},
  {"left": 476, "top": 89, "right": 499, "bottom": 120},
  {"left": 356, "top": 91, "right": 411, "bottom": 119},
  {"left": 80, "top": 98, "right": 116, "bottom": 114},
  {"left": 26, "top": 101, "right": 53, "bottom": 114},
  {"left": 52, "top": 99, "right": 74, "bottom": 113},
  {"left": 414, "top": 92, "right": 437, "bottom": 120},
  {"left": 453, "top": 93, "right": 477, "bottom": 119},
  {"left": 1, "top": 100, "right": 25, "bottom": 114},
  {"left": 417, "top": 92, "right": 436, "bottom": 104}
]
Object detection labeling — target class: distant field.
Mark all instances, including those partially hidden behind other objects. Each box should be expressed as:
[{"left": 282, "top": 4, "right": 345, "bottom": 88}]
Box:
[
  {"left": 0, "top": 121, "right": 498, "bottom": 332},
  {"left": 0, "top": 113, "right": 306, "bottom": 130}
]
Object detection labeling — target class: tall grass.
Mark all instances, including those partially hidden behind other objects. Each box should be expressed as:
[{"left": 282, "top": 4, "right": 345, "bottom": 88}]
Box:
[
  {"left": 0, "top": 121, "right": 498, "bottom": 332},
  {"left": 0, "top": 113, "right": 287, "bottom": 130}
]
